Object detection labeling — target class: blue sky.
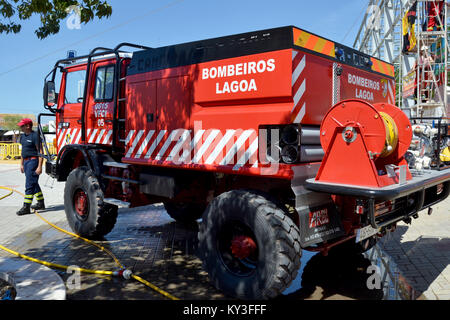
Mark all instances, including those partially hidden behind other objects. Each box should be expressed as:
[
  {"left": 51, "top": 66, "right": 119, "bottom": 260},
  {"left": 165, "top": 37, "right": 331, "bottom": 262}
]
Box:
[{"left": 0, "top": 0, "right": 369, "bottom": 115}]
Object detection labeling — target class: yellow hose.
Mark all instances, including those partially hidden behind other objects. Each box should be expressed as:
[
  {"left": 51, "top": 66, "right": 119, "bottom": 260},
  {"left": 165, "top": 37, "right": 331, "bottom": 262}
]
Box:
[
  {"left": 379, "top": 112, "right": 399, "bottom": 158},
  {"left": 0, "top": 186, "right": 179, "bottom": 300},
  {"left": 0, "top": 243, "right": 114, "bottom": 276},
  {"left": 0, "top": 187, "right": 13, "bottom": 200}
]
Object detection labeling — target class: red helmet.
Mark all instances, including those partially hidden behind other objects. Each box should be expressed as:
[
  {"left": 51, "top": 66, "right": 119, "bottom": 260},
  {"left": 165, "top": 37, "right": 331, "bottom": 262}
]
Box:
[{"left": 17, "top": 118, "right": 33, "bottom": 127}]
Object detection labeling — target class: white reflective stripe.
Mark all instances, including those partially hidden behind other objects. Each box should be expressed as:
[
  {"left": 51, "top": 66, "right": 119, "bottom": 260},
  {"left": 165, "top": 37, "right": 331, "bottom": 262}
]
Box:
[
  {"left": 192, "top": 130, "right": 220, "bottom": 164},
  {"left": 86, "top": 129, "right": 91, "bottom": 143},
  {"left": 179, "top": 130, "right": 204, "bottom": 163},
  {"left": 88, "top": 129, "right": 97, "bottom": 143},
  {"left": 134, "top": 130, "right": 155, "bottom": 158},
  {"left": 144, "top": 130, "right": 166, "bottom": 159},
  {"left": 388, "top": 81, "right": 394, "bottom": 102},
  {"left": 95, "top": 130, "right": 105, "bottom": 144},
  {"left": 75, "top": 129, "right": 82, "bottom": 144},
  {"left": 68, "top": 129, "right": 77, "bottom": 144},
  {"left": 292, "top": 55, "right": 306, "bottom": 86},
  {"left": 125, "top": 130, "right": 144, "bottom": 158},
  {"left": 233, "top": 138, "right": 259, "bottom": 170},
  {"left": 168, "top": 130, "right": 191, "bottom": 161},
  {"left": 102, "top": 130, "right": 113, "bottom": 145},
  {"left": 125, "top": 130, "right": 135, "bottom": 145},
  {"left": 220, "top": 129, "right": 254, "bottom": 165},
  {"left": 292, "top": 50, "right": 298, "bottom": 60},
  {"left": 292, "top": 79, "right": 306, "bottom": 112},
  {"left": 63, "top": 129, "right": 72, "bottom": 147},
  {"left": 293, "top": 103, "right": 306, "bottom": 124},
  {"left": 57, "top": 129, "right": 66, "bottom": 146},
  {"left": 60, "top": 129, "right": 69, "bottom": 148},
  {"left": 155, "top": 130, "right": 179, "bottom": 160},
  {"left": 205, "top": 130, "right": 236, "bottom": 165},
  {"left": 69, "top": 129, "right": 76, "bottom": 144}
]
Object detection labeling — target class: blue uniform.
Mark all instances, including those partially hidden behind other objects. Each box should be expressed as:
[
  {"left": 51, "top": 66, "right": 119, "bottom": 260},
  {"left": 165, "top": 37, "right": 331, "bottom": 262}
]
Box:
[{"left": 19, "top": 131, "right": 44, "bottom": 205}]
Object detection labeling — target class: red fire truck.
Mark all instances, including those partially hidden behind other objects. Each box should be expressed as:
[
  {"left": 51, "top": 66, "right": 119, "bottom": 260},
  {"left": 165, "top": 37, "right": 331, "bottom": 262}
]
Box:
[{"left": 40, "top": 26, "right": 450, "bottom": 299}]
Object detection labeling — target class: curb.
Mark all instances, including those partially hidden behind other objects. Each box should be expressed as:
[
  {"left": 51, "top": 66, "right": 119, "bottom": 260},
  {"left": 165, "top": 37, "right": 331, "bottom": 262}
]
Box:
[{"left": 0, "top": 257, "right": 66, "bottom": 300}]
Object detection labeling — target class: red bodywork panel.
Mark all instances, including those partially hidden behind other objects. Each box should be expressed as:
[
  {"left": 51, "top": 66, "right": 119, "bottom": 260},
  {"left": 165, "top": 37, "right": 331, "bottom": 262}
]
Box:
[
  {"left": 54, "top": 27, "right": 395, "bottom": 180},
  {"left": 122, "top": 49, "right": 395, "bottom": 179}
]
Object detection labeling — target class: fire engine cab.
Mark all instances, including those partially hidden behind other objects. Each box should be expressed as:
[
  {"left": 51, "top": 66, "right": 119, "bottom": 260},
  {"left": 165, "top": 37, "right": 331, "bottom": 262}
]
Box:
[{"left": 40, "top": 26, "right": 450, "bottom": 299}]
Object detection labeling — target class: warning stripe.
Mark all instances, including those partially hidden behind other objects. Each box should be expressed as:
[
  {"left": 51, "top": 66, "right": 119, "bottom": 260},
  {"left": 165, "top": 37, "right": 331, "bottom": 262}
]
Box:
[
  {"left": 291, "top": 50, "right": 307, "bottom": 124},
  {"left": 387, "top": 80, "right": 395, "bottom": 105},
  {"left": 371, "top": 57, "right": 395, "bottom": 78},
  {"left": 56, "top": 128, "right": 113, "bottom": 152},
  {"left": 124, "top": 128, "right": 258, "bottom": 171},
  {"left": 293, "top": 28, "right": 335, "bottom": 58}
]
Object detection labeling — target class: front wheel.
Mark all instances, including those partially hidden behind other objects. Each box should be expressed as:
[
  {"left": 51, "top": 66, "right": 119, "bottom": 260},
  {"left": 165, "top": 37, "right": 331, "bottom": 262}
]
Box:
[
  {"left": 64, "top": 166, "right": 118, "bottom": 239},
  {"left": 198, "top": 190, "right": 302, "bottom": 299}
]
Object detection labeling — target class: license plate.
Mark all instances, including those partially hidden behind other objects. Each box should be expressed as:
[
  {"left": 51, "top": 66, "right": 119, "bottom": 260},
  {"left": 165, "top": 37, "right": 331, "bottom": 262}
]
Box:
[{"left": 355, "top": 225, "right": 380, "bottom": 243}]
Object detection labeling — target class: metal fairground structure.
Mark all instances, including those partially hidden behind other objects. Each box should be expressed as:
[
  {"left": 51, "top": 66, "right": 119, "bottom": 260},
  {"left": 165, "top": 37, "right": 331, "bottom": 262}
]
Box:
[{"left": 354, "top": 0, "right": 448, "bottom": 119}]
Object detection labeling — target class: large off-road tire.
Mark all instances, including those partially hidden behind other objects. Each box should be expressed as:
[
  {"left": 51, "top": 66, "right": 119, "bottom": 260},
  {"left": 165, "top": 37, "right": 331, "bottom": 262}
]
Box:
[
  {"left": 64, "top": 166, "right": 118, "bottom": 239},
  {"left": 163, "top": 201, "right": 205, "bottom": 224},
  {"left": 198, "top": 190, "right": 302, "bottom": 299}
]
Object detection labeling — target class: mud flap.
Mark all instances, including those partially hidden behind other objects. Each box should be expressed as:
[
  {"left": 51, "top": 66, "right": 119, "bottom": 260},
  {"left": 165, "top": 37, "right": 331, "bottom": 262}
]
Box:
[
  {"left": 291, "top": 165, "right": 345, "bottom": 247},
  {"left": 296, "top": 197, "right": 345, "bottom": 247}
]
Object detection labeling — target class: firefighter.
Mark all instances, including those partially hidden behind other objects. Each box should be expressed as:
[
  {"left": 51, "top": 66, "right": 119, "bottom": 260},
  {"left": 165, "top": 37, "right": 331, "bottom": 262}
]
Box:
[{"left": 16, "top": 118, "right": 45, "bottom": 216}]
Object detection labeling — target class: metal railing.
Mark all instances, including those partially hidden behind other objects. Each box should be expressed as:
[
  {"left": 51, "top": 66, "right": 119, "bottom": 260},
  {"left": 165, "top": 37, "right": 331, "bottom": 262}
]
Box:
[{"left": 0, "top": 143, "right": 57, "bottom": 160}]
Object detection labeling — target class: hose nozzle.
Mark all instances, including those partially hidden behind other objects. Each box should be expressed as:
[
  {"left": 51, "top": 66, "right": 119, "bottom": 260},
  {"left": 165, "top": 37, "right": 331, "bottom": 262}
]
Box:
[{"left": 113, "top": 269, "right": 132, "bottom": 280}]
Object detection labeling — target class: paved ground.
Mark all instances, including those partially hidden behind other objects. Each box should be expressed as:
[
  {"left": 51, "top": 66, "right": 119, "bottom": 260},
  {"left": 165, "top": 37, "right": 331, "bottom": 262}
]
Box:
[
  {"left": 378, "top": 197, "right": 450, "bottom": 300},
  {"left": 0, "top": 162, "right": 448, "bottom": 300}
]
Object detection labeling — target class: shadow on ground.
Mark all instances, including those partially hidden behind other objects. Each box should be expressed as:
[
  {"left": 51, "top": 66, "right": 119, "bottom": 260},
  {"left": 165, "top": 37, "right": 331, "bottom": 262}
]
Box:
[
  {"left": 2, "top": 204, "right": 386, "bottom": 300},
  {"left": 378, "top": 225, "right": 450, "bottom": 298}
]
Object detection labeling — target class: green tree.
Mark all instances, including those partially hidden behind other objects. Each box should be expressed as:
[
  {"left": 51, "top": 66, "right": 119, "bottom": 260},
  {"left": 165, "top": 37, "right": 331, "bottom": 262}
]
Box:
[
  {"left": 2, "top": 114, "right": 23, "bottom": 131},
  {"left": 1, "top": 114, "right": 22, "bottom": 142},
  {"left": 0, "top": 0, "right": 112, "bottom": 39}
]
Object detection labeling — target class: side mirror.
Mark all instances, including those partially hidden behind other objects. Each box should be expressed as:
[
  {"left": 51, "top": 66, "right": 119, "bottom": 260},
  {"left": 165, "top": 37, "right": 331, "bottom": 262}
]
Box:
[{"left": 44, "top": 81, "right": 58, "bottom": 107}]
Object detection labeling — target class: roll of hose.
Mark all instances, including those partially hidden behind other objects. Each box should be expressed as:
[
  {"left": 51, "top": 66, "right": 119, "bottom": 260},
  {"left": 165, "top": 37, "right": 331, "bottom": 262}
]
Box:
[{"left": 379, "top": 112, "right": 399, "bottom": 158}]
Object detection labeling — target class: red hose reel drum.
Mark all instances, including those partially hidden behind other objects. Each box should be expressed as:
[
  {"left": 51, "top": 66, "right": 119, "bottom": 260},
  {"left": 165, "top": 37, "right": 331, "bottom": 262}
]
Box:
[{"left": 316, "top": 99, "right": 413, "bottom": 188}]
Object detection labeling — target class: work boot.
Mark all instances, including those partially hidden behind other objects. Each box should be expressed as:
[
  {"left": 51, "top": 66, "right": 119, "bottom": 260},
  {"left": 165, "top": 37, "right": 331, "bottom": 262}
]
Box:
[
  {"left": 16, "top": 204, "right": 32, "bottom": 216},
  {"left": 31, "top": 200, "right": 45, "bottom": 211}
]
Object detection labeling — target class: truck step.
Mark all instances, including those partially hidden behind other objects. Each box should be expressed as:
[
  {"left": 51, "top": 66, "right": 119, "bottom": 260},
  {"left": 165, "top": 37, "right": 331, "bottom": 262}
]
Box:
[
  {"left": 103, "top": 161, "right": 130, "bottom": 169},
  {"left": 104, "top": 198, "right": 130, "bottom": 208}
]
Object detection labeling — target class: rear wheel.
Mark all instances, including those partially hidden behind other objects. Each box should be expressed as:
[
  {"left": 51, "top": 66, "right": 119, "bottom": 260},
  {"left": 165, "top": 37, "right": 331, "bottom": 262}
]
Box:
[
  {"left": 64, "top": 166, "right": 118, "bottom": 239},
  {"left": 198, "top": 190, "right": 302, "bottom": 299}
]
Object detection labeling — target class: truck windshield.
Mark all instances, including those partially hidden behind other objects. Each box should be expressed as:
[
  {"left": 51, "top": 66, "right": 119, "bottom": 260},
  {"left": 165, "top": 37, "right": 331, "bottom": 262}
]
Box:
[{"left": 64, "top": 70, "right": 86, "bottom": 104}]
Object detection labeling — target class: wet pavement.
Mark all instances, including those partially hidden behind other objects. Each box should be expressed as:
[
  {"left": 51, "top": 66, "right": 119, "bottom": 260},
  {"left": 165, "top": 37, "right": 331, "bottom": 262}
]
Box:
[
  {"left": 0, "top": 203, "right": 385, "bottom": 300},
  {"left": 0, "top": 162, "right": 448, "bottom": 300}
]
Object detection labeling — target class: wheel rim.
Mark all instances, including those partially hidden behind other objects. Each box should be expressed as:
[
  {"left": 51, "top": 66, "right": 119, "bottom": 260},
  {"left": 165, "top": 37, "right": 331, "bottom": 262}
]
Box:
[
  {"left": 217, "top": 221, "right": 259, "bottom": 277},
  {"left": 74, "top": 189, "right": 89, "bottom": 220}
]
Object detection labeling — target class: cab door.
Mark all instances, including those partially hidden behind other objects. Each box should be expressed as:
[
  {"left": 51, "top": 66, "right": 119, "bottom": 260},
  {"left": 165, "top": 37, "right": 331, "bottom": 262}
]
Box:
[
  {"left": 56, "top": 65, "right": 86, "bottom": 152},
  {"left": 84, "top": 60, "right": 116, "bottom": 145}
]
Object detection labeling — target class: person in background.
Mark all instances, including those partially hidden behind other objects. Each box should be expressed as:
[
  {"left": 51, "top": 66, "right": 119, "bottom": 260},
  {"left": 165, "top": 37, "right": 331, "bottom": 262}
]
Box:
[
  {"left": 16, "top": 118, "right": 45, "bottom": 216},
  {"left": 427, "top": 0, "right": 444, "bottom": 31}
]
